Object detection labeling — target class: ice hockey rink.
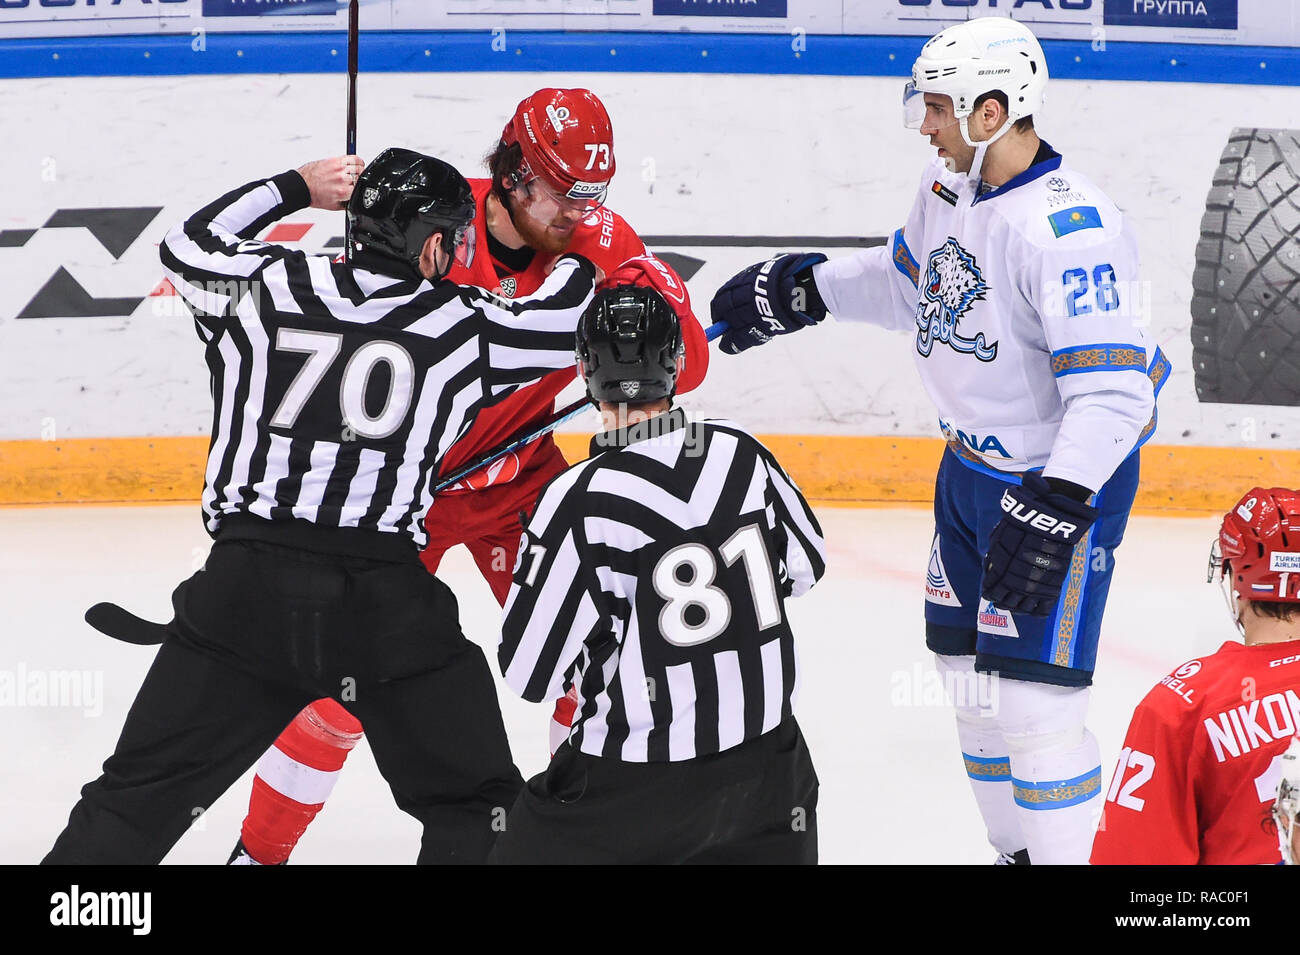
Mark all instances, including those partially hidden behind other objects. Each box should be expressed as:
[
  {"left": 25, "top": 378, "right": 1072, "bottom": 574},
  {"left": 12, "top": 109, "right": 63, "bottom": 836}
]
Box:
[
  {"left": 3, "top": 14, "right": 1299, "bottom": 872},
  {"left": 2, "top": 499, "right": 1228, "bottom": 865}
]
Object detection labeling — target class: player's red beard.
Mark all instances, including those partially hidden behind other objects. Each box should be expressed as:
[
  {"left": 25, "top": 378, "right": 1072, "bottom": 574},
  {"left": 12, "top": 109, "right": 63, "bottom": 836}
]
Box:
[{"left": 503, "top": 191, "right": 578, "bottom": 256}]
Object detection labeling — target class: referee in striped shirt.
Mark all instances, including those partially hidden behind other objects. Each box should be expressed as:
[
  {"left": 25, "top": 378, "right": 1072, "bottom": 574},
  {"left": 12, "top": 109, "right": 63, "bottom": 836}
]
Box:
[
  {"left": 44, "top": 148, "right": 595, "bottom": 865},
  {"left": 491, "top": 284, "right": 826, "bottom": 864}
]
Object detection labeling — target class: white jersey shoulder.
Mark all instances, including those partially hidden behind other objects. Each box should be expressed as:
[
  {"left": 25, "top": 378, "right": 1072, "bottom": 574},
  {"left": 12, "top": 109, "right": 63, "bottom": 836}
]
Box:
[{"left": 989, "top": 160, "right": 1127, "bottom": 252}]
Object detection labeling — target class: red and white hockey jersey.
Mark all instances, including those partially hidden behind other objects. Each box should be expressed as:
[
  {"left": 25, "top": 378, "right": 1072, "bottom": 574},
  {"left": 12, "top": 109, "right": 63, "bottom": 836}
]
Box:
[{"left": 1091, "top": 640, "right": 1300, "bottom": 865}]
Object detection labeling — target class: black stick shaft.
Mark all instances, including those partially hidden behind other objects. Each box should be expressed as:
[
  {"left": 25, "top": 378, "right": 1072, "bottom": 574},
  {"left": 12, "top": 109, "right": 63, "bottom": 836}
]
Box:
[
  {"left": 346, "top": 0, "right": 358, "bottom": 155},
  {"left": 434, "top": 399, "right": 591, "bottom": 494},
  {"left": 344, "top": 0, "right": 359, "bottom": 260},
  {"left": 433, "top": 323, "right": 726, "bottom": 493}
]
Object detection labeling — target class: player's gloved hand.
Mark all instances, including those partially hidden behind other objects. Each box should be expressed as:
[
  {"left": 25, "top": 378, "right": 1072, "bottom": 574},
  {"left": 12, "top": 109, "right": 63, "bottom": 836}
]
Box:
[
  {"left": 710, "top": 253, "right": 827, "bottom": 355},
  {"left": 980, "top": 473, "right": 1099, "bottom": 617}
]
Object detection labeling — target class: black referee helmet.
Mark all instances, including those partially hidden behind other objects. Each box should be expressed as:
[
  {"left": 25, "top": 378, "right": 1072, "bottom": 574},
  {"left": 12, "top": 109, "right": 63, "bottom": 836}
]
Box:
[
  {"left": 577, "top": 284, "right": 683, "bottom": 405},
  {"left": 347, "top": 147, "right": 475, "bottom": 282}
]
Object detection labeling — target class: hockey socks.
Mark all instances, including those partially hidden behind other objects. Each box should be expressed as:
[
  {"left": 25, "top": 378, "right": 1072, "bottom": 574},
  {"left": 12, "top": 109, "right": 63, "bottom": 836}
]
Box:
[
  {"left": 1000, "top": 681, "right": 1103, "bottom": 865},
  {"left": 238, "top": 698, "right": 364, "bottom": 865},
  {"left": 935, "top": 654, "right": 1027, "bottom": 857}
]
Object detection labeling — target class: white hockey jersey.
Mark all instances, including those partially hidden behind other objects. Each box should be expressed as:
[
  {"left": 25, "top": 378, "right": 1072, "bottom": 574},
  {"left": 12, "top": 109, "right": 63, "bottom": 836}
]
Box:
[{"left": 813, "top": 146, "right": 1169, "bottom": 493}]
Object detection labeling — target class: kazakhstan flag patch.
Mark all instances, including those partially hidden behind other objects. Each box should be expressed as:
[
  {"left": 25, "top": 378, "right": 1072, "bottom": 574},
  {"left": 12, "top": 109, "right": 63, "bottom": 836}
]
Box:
[{"left": 1048, "top": 205, "right": 1103, "bottom": 238}]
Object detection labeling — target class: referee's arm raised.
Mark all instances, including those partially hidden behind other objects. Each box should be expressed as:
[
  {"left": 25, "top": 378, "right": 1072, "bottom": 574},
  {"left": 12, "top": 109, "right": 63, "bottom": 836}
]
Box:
[{"left": 158, "top": 164, "right": 332, "bottom": 322}]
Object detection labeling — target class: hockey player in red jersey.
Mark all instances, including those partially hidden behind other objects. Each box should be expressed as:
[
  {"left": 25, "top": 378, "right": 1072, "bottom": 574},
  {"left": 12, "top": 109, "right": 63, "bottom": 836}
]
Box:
[
  {"left": 1090, "top": 487, "right": 1300, "bottom": 865},
  {"left": 230, "top": 89, "right": 710, "bottom": 865}
]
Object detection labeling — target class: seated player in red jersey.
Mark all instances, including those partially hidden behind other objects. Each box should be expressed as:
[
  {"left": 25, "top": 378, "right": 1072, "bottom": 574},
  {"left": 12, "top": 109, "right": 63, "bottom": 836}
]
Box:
[
  {"left": 1090, "top": 487, "right": 1300, "bottom": 865},
  {"left": 228, "top": 89, "right": 710, "bottom": 865}
]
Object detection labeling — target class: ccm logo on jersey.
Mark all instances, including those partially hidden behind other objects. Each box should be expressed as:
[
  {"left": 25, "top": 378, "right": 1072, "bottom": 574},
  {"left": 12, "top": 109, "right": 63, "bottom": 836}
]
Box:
[{"left": 999, "top": 491, "right": 1078, "bottom": 537}]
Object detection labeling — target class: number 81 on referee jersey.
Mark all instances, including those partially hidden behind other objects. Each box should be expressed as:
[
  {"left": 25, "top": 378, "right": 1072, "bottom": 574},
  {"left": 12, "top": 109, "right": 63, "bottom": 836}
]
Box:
[{"left": 653, "top": 523, "right": 782, "bottom": 647}]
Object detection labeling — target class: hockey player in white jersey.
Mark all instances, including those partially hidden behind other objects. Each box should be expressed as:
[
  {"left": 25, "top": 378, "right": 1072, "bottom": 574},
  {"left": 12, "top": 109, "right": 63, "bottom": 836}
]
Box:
[{"left": 711, "top": 16, "right": 1170, "bottom": 864}]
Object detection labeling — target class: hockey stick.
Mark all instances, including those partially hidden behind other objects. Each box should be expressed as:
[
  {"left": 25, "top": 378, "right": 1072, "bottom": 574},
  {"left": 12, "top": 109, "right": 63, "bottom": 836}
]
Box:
[
  {"left": 346, "top": 0, "right": 358, "bottom": 155},
  {"left": 85, "top": 602, "right": 170, "bottom": 646},
  {"left": 433, "top": 397, "right": 591, "bottom": 494},
  {"left": 432, "top": 321, "right": 728, "bottom": 493},
  {"left": 343, "top": 0, "right": 359, "bottom": 260},
  {"left": 88, "top": 321, "right": 731, "bottom": 642}
]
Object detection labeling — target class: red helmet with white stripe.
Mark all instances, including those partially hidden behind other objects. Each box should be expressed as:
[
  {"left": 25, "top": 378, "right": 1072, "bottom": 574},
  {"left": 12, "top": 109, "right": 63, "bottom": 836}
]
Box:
[
  {"left": 1210, "top": 487, "right": 1300, "bottom": 604},
  {"left": 500, "top": 88, "right": 616, "bottom": 207}
]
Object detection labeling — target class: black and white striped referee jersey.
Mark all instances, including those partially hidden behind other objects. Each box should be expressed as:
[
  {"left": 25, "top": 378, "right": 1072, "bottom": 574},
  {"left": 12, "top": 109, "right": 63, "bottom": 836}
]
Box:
[
  {"left": 159, "top": 169, "right": 594, "bottom": 558},
  {"left": 499, "top": 408, "right": 827, "bottom": 761}
]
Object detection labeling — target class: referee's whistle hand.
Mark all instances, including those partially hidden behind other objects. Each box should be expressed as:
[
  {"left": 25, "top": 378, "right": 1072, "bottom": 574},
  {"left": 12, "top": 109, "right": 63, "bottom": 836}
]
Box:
[{"left": 297, "top": 155, "right": 366, "bottom": 211}]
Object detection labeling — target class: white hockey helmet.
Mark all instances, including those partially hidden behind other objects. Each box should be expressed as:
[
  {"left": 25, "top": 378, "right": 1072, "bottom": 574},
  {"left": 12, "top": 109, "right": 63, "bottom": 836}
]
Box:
[
  {"left": 1274, "top": 734, "right": 1300, "bottom": 864},
  {"left": 904, "top": 16, "right": 1048, "bottom": 149}
]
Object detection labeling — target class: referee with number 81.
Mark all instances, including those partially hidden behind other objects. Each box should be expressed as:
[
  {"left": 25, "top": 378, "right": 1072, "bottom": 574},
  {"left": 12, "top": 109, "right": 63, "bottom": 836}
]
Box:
[{"left": 491, "top": 284, "right": 826, "bottom": 864}]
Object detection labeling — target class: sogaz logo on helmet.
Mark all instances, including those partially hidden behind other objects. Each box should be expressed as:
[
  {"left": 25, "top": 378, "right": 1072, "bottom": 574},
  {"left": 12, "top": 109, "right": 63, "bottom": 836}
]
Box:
[{"left": 569, "top": 181, "right": 606, "bottom": 199}]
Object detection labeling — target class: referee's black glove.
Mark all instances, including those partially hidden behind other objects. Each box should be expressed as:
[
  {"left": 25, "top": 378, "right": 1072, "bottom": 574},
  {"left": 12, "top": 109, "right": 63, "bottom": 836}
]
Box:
[{"left": 980, "top": 473, "right": 1098, "bottom": 617}]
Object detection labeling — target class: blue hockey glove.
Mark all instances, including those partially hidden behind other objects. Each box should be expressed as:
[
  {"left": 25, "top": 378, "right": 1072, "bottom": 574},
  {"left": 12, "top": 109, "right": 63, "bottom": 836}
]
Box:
[
  {"left": 980, "top": 473, "right": 1099, "bottom": 617},
  {"left": 710, "top": 253, "right": 828, "bottom": 355}
]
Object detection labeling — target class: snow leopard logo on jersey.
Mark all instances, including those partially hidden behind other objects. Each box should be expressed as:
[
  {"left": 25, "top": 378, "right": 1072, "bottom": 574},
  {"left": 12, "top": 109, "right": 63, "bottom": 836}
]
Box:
[{"left": 915, "top": 238, "right": 998, "bottom": 362}]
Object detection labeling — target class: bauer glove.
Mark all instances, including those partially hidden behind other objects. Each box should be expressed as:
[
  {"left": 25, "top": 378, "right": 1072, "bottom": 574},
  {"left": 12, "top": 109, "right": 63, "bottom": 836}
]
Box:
[
  {"left": 980, "top": 473, "right": 1099, "bottom": 617},
  {"left": 710, "top": 252, "right": 827, "bottom": 355}
]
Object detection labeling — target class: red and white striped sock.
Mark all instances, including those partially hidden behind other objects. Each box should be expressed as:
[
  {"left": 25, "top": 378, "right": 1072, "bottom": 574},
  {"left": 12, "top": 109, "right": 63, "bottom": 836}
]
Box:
[{"left": 239, "top": 698, "right": 364, "bottom": 865}]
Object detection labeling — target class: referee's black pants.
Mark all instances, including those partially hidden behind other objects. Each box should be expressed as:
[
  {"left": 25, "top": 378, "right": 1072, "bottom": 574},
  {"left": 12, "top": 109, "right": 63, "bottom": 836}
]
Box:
[
  {"left": 43, "top": 533, "right": 523, "bottom": 865},
  {"left": 488, "top": 717, "right": 818, "bottom": 864}
]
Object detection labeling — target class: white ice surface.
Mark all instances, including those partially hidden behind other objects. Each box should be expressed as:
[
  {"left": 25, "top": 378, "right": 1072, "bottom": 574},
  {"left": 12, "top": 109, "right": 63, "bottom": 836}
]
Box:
[{"left": 1, "top": 503, "right": 1228, "bottom": 865}]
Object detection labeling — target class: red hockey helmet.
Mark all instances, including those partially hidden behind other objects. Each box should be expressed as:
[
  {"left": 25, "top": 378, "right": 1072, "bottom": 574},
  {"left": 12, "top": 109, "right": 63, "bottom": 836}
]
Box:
[
  {"left": 1208, "top": 487, "right": 1300, "bottom": 606},
  {"left": 500, "top": 88, "right": 616, "bottom": 208}
]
